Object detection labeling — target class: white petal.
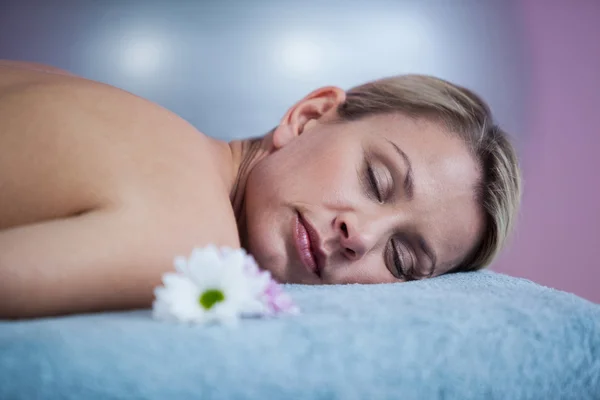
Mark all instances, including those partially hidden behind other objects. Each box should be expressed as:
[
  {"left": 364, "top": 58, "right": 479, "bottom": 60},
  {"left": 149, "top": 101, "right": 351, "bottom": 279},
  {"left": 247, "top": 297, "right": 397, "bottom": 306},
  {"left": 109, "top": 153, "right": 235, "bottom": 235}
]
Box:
[
  {"left": 223, "top": 250, "right": 245, "bottom": 270},
  {"left": 173, "top": 256, "right": 188, "bottom": 273},
  {"left": 152, "top": 298, "right": 175, "bottom": 321},
  {"left": 162, "top": 273, "right": 198, "bottom": 293},
  {"left": 211, "top": 302, "right": 242, "bottom": 326},
  {"left": 240, "top": 298, "right": 268, "bottom": 316},
  {"left": 248, "top": 272, "right": 271, "bottom": 294},
  {"left": 172, "top": 300, "right": 205, "bottom": 323},
  {"left": 189, "top": 245, "right": 221, "bottom": 268},
  {"left": 220, "top": 266, "right": 244, "bottom": 288},
  {"left": 188, "top": 253, "right": 223, "bottom": 287},
  {"left": 218, "top": 247, "right": 240, "bottom": 257}
]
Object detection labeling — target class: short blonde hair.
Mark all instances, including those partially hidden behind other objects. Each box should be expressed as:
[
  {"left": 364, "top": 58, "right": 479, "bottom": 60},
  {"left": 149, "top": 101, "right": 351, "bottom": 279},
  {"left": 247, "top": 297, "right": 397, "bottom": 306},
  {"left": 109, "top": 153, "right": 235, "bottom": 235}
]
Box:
[{"left": 337, "top": 75, "right": 522, "bottom": 272}]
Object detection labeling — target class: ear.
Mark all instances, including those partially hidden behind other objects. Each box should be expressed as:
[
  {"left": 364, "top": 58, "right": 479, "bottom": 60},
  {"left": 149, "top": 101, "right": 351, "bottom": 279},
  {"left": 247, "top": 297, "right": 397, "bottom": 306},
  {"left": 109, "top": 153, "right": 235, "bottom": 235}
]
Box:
[{"left": 272, "top": 86, "right": 346, "bottom": 149}]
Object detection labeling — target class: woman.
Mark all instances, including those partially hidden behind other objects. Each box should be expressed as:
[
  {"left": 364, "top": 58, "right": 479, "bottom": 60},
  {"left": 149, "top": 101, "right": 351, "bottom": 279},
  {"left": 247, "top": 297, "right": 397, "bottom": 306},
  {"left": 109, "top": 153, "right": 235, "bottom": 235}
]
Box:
[{"left": 0, "top": 60, "right": 521, "bottom": 318}]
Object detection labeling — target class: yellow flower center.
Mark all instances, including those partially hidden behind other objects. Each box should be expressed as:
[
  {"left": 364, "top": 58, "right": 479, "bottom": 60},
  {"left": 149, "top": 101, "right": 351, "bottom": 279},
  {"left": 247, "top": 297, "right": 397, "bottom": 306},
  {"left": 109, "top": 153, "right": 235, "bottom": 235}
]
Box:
[{"left": 199, "top": 289, "right": 225, "bottom": 310}]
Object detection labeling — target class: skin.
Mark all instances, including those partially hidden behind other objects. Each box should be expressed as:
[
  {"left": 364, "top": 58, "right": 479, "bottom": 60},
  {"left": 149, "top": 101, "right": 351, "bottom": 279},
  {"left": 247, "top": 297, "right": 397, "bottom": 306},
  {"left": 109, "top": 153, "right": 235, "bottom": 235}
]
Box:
[
  {"left": 240, "top": 87, "right": 484, "bottom": 285},
  {"left": 0, "top": 61, "right": 483, "bottom": 318}
]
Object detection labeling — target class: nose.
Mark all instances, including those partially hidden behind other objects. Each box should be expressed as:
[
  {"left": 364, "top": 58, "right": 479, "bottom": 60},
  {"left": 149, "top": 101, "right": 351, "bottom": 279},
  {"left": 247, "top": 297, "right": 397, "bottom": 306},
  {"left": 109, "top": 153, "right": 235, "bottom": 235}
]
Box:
[{"left": 334, "top": 213, "right": 378, "bottom": 261}]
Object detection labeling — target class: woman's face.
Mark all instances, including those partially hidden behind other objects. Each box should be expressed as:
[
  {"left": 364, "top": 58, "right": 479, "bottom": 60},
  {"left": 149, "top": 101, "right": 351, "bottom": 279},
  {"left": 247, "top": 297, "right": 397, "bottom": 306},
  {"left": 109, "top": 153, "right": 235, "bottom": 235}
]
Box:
[{"left": 243, "top": 88, "right": 484, "bottom": 284}]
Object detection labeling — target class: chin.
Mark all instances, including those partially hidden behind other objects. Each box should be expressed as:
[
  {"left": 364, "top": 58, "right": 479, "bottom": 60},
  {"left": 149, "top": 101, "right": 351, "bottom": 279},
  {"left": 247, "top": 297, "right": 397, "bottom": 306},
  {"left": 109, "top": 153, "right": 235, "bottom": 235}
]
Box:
[
  {"left": 246, "top": 230, "right": 288, "bottom": 282},
  {"left": 248, "top": 235, "right": 311, "bottom": 284}
]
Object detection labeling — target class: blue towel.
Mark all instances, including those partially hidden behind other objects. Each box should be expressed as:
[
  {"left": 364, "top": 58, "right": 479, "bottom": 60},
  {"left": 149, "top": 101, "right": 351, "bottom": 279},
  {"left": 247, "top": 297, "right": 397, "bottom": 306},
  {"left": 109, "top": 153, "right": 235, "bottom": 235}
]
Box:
[{"left": 1, "top": 271, "right": 599, "bottom": 400}]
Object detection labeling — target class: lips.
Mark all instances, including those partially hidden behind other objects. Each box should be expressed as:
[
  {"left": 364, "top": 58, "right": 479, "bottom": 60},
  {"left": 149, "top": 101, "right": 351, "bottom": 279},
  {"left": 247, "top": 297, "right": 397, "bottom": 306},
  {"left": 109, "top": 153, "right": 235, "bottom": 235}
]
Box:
[{"left": 294, "top": 212, "right": 322, "bottom": 278}]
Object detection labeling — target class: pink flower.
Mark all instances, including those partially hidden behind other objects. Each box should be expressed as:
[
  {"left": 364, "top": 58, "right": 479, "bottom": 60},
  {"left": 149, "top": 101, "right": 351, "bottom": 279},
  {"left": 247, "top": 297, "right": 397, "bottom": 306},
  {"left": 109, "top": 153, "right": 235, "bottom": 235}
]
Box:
[
  {"left": 262, "top": 280, "right": 300, "bottom": 316},
  {"left": 240, "top": 249, "right": 300, "bottom": 316}
]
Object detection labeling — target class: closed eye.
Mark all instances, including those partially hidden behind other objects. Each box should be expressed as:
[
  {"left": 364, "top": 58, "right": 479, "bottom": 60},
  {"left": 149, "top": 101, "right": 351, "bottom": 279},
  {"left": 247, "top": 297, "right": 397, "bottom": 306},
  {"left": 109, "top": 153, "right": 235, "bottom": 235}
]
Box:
[
  {"left": 387, "top": 239, "right": 416, "bottom": 281},
  {"left": 367, "top": 163, "right": 383, "bottom": 203}
]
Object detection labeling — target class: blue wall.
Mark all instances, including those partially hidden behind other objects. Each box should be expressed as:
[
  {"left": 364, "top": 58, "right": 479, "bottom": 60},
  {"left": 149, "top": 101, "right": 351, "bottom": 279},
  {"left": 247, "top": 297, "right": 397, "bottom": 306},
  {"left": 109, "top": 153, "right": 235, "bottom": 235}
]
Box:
[{"left": 0, "top": 0, "right": 526, "bottom": 141}]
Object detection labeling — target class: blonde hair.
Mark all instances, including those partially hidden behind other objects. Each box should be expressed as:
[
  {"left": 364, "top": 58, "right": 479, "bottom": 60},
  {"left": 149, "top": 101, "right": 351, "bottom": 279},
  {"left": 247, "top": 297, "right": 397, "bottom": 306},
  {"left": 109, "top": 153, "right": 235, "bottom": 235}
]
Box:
[{"left": 337, "top": 75, "right": 522, "bottom": 272}]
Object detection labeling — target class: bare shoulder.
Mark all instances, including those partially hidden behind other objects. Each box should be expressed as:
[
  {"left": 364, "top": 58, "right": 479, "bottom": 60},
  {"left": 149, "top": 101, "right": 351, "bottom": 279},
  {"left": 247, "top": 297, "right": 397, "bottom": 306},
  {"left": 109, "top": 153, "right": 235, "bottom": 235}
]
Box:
[
  {"left": 0, "top": 62, "right": 239, "bottom": 247},
  {"left": 0, "top": 60, "right": 75, "bottom": 76}
]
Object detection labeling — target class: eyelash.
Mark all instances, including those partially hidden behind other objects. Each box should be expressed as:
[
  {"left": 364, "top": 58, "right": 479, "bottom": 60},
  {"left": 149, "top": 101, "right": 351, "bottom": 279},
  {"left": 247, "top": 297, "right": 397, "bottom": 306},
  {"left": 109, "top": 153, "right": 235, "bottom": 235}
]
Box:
[
  {"left": 367, "top": 163, "right": 383, "bottom": 203},
  {"left": 390, "top": 239, "right": 416, "bottom": 281},
  {"left": 390, "top": 241, "right": 405, "bottom": 279}
]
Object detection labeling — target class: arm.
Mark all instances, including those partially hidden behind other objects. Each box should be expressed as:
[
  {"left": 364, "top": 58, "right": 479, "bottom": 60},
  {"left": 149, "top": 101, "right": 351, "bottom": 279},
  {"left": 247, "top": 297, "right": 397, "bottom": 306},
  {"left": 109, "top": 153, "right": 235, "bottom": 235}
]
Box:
[
  {"left": 0, "top": 208, "right": 157, "bottom": 318},
  {"left": 0, "top": 190, "right": 241, "bottom": 319},
  {"left": 0, "top": 203, "right": 239, "bottom": 319}
]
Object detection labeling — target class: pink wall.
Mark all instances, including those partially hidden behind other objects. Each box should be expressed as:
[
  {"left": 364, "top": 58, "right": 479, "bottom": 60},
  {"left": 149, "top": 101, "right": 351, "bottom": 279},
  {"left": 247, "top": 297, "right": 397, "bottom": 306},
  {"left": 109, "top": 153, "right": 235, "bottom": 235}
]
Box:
[{"left": 494, "top": 1, "right": 600, "bottom": 303}]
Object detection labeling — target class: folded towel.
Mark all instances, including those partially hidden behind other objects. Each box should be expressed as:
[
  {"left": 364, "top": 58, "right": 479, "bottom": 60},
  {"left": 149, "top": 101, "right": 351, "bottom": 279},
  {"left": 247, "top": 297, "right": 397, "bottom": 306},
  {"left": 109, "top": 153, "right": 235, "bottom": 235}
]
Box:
[{"left": 1, "top": 271, "right": 599, "bottom": 400}]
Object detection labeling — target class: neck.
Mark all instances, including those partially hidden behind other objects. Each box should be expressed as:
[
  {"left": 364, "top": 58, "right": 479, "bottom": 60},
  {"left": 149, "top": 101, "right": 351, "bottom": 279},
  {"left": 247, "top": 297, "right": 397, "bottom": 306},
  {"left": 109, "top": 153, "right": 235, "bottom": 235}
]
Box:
[{"left": 228, "top": 135, "right": 270, "bottom": 247}]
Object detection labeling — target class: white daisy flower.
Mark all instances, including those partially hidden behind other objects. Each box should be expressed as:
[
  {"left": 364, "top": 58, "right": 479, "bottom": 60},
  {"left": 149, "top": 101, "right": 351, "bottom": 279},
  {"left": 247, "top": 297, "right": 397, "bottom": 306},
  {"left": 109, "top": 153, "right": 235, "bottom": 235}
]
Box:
[{"left": 152, "top": 245, "right": 293, "bottom": 325}]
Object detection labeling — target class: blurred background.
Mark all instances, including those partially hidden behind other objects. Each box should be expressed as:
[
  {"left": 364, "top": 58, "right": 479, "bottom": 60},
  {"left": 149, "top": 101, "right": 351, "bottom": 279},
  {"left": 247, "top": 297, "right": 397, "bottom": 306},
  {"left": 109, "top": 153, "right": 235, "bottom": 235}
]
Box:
[{"left": 0, "top": 0, "right": 598, "bottom": 303}]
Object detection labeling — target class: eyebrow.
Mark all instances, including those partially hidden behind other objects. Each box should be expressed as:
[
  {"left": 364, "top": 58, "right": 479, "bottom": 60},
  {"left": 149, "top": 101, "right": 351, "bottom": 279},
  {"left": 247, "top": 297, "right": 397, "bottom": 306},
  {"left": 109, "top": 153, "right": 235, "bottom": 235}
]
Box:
[{"left": 386, "top": 140, "right": 414, "bottom": 200}]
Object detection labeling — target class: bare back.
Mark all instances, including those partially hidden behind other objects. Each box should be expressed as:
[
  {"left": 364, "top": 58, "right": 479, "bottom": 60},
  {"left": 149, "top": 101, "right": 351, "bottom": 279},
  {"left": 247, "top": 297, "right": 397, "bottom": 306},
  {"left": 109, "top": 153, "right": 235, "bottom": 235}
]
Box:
[{"left": 0, "top": 61, "right": 239, "bottom": 317}]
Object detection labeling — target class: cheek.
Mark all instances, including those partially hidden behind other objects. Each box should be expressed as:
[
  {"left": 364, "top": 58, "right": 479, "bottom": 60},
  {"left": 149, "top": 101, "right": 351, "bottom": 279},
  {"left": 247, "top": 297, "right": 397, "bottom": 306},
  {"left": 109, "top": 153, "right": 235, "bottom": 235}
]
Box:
[
  {"left": 261, "top": 143, "right": 362, "bottom": 203},
  {"left": 305, "top": 148, "right": 365, "bottom": 198}
]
